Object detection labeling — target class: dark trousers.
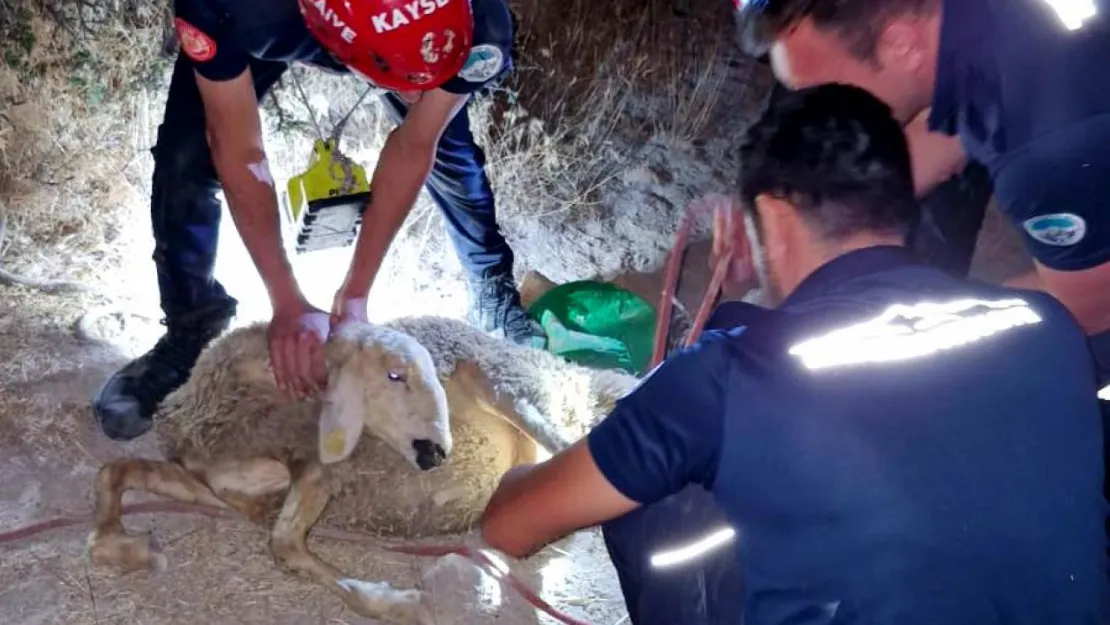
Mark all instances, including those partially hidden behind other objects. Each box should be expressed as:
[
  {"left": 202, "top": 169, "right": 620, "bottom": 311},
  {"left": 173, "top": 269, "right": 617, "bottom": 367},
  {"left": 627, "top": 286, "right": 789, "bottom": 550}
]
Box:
[
  {"left": 602, "top": 485, "right": 745, "bottom": 625},
  {"left": 149, "top": 54, "right": 512, "bottom": 320}
]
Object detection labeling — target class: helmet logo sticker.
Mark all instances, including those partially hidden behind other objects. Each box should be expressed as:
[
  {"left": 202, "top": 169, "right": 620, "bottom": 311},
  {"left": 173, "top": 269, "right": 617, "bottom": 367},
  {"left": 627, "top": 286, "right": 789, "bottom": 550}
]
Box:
[
  {"left": 1022, "top": 212, "right": 1087, "bottom": 247},
  {"left": 174, "top": 18, "right": 217, "bottom": 62},
  {"left": 372, "top": 0, "right": 452, "bottom": 34},
  {"left": 419, "top": 29, "right": 457, "bottom": 64},
  {"left": 421, "top": 32, "right": 439, "bottom": 63},
  {"left": 458, "top": 44, "right": 503, "bottom": 83},
  {"left": 306, "top": 0, "right": 357, "bottom": 43}
]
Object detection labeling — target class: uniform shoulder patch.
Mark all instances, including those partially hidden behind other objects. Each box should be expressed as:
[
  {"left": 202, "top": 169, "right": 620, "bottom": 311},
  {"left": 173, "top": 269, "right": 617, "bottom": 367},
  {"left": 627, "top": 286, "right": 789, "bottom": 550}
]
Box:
[
  {"left": 1022, "top": 212, "right": 1087, "bottom": 247},
  {"left": 174, "top": 17, "right": 217, "bottom": 63},
  {"left": 457, "top": 44, "right": 504, "bottom": 83}
]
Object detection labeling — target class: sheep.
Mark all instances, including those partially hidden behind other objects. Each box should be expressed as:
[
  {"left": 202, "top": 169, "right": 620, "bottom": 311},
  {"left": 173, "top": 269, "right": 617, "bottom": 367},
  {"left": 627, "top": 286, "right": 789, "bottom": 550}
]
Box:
[{"left": 87, "top": 315, "right": 638, "bottom": 625}]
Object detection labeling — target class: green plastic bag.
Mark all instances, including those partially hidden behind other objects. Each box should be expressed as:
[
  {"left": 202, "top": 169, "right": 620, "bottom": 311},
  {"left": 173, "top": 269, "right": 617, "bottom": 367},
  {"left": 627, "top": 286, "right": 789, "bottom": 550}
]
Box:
[{"left": 528, "top": 280, "right": 657, "bottom": 375}]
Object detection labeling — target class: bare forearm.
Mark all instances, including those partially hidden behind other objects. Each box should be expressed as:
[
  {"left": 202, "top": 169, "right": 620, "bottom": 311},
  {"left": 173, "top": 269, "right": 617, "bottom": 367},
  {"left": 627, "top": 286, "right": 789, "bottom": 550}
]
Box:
[
  {"left": 479, "top": 443, "right": 641, "bottom": 559},
  {"left": 342, "top": 132, "right": 435, "bottom": 298},
  {"left": 480, "top": 464, "right": 560, "bottom": 558},
  {"left": 211, "top": 142, "right": 302, "bottom": 306}
]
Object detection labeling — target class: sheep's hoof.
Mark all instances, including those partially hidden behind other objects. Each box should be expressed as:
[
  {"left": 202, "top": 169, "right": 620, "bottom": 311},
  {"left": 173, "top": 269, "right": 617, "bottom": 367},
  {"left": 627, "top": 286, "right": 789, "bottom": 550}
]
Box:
[
  {"left": 87, "top": 531, "right": 168, "bottom": 573},
  {"left": 335, "top": 578, "right": 433, "bottom": 625}
]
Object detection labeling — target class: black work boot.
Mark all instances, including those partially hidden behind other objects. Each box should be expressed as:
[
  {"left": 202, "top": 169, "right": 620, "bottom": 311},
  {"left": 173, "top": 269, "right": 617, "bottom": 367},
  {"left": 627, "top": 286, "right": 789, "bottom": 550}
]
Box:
[
  {"left": 93, "top": 304, "right": 235, "bottom": 441},
  {"left": 466, "top": 270, "right": 547, "bottom": 349}
]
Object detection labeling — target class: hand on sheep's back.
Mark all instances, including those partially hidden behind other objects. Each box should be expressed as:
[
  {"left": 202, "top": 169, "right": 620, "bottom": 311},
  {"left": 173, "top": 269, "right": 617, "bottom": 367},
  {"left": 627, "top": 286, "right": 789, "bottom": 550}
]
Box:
[{"left": 267, "top": 298, "right": 330, "bottom": 399}]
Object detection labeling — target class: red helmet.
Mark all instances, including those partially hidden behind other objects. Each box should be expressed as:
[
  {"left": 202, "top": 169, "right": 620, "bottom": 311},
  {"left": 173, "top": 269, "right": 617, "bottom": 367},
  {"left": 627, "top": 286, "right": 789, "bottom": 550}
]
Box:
[{"left": 298, "top": 0, "right": 474, "bottom": 92}]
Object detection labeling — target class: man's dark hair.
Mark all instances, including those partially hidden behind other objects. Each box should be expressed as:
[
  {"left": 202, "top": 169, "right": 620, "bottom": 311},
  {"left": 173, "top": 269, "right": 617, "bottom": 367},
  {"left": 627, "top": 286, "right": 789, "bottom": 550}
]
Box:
[
  {"left": 738, "top": 82, "right": 920, "bottom": 241},
  {"left": 734, "top": 0, "right": 939, "bottom": 60}
]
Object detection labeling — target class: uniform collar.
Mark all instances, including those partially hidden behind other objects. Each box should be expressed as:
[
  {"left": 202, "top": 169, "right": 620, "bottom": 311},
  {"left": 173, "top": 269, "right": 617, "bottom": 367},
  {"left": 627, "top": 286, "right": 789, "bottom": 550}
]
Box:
[{"left": 780, "top": 245, "right": 918, "bottom": 308}]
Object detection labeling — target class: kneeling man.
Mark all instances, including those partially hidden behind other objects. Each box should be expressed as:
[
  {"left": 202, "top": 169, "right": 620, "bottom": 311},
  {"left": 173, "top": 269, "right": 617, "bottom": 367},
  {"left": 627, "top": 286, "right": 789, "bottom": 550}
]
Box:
[{"left": 477, "top": 83, "right": 1110, "bottom": 625}]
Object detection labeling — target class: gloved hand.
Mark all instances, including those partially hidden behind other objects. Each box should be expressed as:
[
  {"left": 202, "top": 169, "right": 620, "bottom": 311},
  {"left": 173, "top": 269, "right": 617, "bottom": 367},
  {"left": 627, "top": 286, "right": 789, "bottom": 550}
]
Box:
[{"left": 269, "top": 298, "right": 330, "bottom": 398}]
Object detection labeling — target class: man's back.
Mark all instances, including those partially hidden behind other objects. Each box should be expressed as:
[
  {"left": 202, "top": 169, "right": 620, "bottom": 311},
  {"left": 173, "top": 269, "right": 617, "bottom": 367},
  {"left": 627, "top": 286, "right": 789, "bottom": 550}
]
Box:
[{"left": 711, "top": 248, "right": 1109, "bottom": 623}]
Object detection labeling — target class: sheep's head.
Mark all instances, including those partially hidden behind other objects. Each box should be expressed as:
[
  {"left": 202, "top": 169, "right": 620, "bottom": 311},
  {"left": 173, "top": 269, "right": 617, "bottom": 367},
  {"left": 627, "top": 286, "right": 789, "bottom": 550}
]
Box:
[{"left": 317, "top": 322, "right": 452, "bottom": 471}]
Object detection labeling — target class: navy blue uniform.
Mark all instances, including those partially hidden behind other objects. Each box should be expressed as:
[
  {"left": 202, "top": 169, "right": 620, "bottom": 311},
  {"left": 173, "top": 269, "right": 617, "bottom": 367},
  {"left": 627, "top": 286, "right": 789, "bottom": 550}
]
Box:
[
  {"left": 928, "top": 0, "right": 1110, "bottom": 274},
  {"left": 156, "top": 0, "right": 516, "bottom": 320},
  {"left": 593, "top": 246, "right": 1109, "bottom": 625},
  {"left": 926, "top": 0, "right": 1110, "bottom": 487}
]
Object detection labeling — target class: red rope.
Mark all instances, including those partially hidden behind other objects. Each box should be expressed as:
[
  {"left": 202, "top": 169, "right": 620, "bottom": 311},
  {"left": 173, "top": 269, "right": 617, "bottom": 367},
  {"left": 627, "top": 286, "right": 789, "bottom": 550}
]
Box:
[{"left": 0, "top": 502, "right": 595, "bottom": 625}]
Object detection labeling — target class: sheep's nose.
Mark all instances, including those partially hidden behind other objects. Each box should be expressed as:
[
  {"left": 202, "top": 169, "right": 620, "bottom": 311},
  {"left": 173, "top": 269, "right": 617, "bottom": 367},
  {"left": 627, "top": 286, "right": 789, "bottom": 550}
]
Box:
[{"left": 413, "top": 439, "right": 447, "bottom": 470}]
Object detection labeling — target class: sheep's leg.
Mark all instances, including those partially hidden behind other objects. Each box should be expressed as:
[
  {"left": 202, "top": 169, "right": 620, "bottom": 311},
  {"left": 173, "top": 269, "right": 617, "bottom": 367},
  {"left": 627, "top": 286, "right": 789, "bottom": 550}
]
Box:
[
  {"left": 89, "top": 457, "right": 292, "bottom": 572},
  {"left": 451, "top": 360, "right": 571, "bottom": 454},
  {"left": 181, "top": 456, "right": 292, "bottom": 523},
  {"left": 88, "top": 459, "right": 229, "bottom": 572},
  {"left": 269, "top": 463, "right": 432, "bottom": 625},
  {"left": 509, "top": 398, "right": 572, "bottom": 453}
]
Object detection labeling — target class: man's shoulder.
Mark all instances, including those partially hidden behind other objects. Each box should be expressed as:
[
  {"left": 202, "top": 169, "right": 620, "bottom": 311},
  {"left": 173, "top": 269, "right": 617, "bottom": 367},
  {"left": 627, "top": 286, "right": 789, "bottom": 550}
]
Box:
[
  {"left": 469, "top": 0, "right": 514, "bottom": 42},
  {"left": 173, "top": 0, "right": 232, "bottom": 31},
  {"left": 438, "top": 0, "right": 514, "bottom": 95},
  {"left": 172, "top": 0, "right": 233, "bottom": 68},
  {"left": 933, "top": 0, "right": 1110, "bottom": 148},
  {"left": 647, "top": 329, "right": 743, "bottom": 382},
  {"left": 983, "top": 283, "right": 1088, "bottom": 338},
  {"left": 609, "top": 329, "right": 745, "bottom": 414},
  {"left": 778, "top": 268, "right": 1089, "bottom": 371}
]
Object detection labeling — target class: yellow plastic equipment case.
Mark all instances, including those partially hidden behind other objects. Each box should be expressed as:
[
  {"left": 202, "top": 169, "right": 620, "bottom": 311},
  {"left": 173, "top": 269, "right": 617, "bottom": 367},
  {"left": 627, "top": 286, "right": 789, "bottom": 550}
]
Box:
[{"left": 282, "top": 138, "right": 372, "bottom": 254}]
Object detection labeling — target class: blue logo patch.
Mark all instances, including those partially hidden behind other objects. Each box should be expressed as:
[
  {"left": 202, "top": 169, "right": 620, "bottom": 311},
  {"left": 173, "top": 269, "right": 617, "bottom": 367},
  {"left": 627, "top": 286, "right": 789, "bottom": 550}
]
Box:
[
  {"left": 458, "top": 44, "right": 503, "bottom": 83},
  {"left": 1022, "top": 213, "right": 1087, "bottom": 247}
]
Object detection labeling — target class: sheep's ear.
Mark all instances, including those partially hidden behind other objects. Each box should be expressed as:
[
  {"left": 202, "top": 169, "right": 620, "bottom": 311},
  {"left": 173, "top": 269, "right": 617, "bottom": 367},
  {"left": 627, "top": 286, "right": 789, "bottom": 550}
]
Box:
[{"left": 318, "top": 366, "right": 364, "bottom": 464}]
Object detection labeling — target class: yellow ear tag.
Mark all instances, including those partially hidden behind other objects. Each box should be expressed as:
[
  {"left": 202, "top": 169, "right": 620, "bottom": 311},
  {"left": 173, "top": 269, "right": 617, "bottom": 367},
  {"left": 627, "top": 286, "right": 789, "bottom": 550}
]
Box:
[{"left": 321, "top": 429, "right": 350, "bottom": 464}]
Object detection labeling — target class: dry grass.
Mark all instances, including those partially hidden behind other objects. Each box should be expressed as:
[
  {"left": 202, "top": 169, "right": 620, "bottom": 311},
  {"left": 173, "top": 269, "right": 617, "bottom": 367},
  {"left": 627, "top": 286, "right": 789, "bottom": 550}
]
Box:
[
  {"left": 480, "top": 0, "right": 736, "bottom": 218},
  {"left": 0, "top": 0, "right": 167, "bottom": 280}
]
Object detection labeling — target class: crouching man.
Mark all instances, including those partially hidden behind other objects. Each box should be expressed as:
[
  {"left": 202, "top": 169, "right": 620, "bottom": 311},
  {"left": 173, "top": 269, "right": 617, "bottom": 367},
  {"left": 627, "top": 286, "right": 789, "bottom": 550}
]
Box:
[
  {"left": 93, "top": 0, "right": 547, "bottom": 441},
  {"left": 477, "top": 83, "right": 1110, "bottom": 624}
]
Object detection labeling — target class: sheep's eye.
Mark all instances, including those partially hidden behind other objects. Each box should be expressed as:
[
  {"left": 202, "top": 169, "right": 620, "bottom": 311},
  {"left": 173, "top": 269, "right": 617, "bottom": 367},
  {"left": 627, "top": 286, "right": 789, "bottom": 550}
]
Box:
[{"left": 387, "top": 371, "right": 405, "bottom": 382}]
